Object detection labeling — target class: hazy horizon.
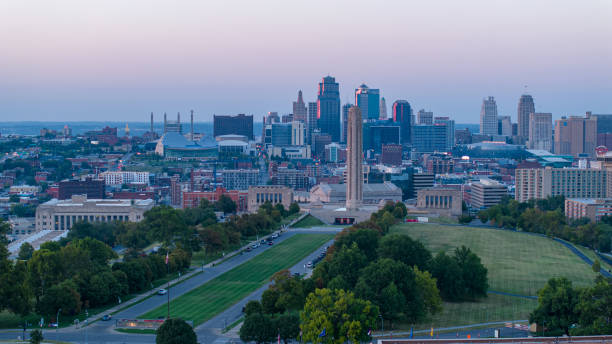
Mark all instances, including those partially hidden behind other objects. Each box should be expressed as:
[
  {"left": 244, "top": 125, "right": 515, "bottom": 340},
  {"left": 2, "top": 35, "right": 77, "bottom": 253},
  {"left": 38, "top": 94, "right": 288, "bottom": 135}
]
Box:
[{"left": 1, "top": 0, "right": 611, "bottom": 123}]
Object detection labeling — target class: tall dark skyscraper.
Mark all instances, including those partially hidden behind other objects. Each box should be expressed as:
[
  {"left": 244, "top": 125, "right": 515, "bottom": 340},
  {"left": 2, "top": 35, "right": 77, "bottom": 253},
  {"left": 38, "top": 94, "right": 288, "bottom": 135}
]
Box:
[
  {"left": 518, "top": 94, "right": 535, "bottom": 142},
  {"left": 317, "top": 76, "right": 341, "bottom": 142},
  {"left": 392, "top": 100, "right": 413, "bottom": 144}
]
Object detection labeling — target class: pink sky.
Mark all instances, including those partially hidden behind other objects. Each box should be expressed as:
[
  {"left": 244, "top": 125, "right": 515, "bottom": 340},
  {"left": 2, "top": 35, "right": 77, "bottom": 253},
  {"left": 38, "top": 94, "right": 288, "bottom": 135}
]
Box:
[{"left": 1, "top": 0, "right": 611, "bottom": 122}]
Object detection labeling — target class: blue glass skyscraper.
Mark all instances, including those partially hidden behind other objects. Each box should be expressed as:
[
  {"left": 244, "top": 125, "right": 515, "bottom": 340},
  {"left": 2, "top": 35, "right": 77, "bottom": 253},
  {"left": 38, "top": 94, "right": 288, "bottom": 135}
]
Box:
[
  {"left": 317, "top": 76, "right": 341, "bottom": 142},
  {"left": 355, "top": 84, "right": 380, "bottom": 120}
]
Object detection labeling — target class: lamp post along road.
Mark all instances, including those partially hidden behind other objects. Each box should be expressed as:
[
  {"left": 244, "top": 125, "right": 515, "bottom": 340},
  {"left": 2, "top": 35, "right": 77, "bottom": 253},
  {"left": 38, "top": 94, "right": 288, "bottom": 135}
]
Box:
[{"left": 56, "top": 308, "right": 61, "bottom": 333}]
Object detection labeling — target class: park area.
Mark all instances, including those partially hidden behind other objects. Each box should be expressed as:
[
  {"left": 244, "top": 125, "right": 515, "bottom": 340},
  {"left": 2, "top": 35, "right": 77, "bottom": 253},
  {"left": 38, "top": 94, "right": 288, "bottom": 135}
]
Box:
[
  {"left": 392, "top": 223, "right": 600, "bottom": 330},
  {"left": 140, "top": 233, "right": 333, "bottom": 325}
]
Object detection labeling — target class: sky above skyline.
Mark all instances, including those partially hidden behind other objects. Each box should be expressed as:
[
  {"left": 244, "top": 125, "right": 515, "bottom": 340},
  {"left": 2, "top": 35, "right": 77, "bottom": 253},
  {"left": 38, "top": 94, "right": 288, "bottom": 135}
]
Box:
[{"left": 1, "top": 0, "right": 611, "bottom": 123}]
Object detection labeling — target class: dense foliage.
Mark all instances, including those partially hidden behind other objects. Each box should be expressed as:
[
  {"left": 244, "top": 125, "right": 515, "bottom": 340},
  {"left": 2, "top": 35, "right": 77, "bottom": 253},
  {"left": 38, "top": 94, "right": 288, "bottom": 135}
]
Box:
[
  {"left": 478, "top": 196, "right": 612, "bottom": 252},
  {"left": 156, "top": 318, "right": 197, "bottom": 344},
  {"left": 240, "top": 202, "right": 487, "bottom": 342},
  {"left": 530, "top": 276, "right": 612, "bottom": 336}
]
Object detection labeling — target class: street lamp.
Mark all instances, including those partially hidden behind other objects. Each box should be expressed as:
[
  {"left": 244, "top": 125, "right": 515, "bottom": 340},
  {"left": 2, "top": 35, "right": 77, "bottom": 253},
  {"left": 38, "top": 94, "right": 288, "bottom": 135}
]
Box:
[
  {"left": 85, "top": 309, "right": 89, "bottom": 344},
  {"left": 56, "top": 308, "right": 61, "bottom": 333},
  {"left": 379, "top": 314, "right": 384, "bottom": 334}
]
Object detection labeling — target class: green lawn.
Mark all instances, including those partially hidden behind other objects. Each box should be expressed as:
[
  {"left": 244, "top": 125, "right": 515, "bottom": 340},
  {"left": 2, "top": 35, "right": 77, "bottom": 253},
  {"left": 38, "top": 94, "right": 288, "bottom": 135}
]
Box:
[
  {"left": 291, "top": 214, "right": 325, "bottom": 228},
  {"left": 392, "top": 223, "right": 598, "bottom": 297},
  {"left": 391, "top": 223, "right": 599, "bottom": 330},
  {"left": 404, "top": 293, "right": 537, "bottom": 331},
  {"left": 140, "top": 233, "right": 333, "bottom": 325}
]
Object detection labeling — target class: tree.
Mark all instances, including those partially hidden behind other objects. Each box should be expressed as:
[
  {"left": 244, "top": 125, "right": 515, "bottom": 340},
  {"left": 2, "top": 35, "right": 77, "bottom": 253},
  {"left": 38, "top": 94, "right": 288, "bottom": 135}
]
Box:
[
  {"left": 592, "top": 259, "right": 601, "bottom": 273},
  {"left": 240, "top": 313, "right": 275, "bottom": 344},
  {"left": 156, "top": 318, "right": 197, "bottom": 344},
  {"left": 18, "top": 242, "right": 34, "bottom": 260},
  {"left": 414, "top": 266, "right": 442, "bottom": 316},
  {"left": 36, "top": 279, "right": 81, "bottom": 316},
  {"left": 261, "top": 288, "right": 282, "bottom": 314},
  {"left": 301, "top": 288, "right": 378, "bottom": 344},
  {"left": 529, "top": 277, "right": 579, "bottom": 336},
  {"left": 458, "top": 214, "right": 473, "bottom": 224},
  {"left": 573, "top": 275, "right": 612, "bottom": 335},
  {"left": 334, "top": 228, "right": 380, "bottom": 261},
  {"left": 141, "top": 206, "right": 190, "bottom": 246},
  {"left": 0, "top": 219, "right": 10, "bottom": 245},
  {"left": 216, "top": 195, "right": 237, "bottom": 214},
  {"left": 327, "top": 243, "right": 368, "bottom": 288},
  {"left": 354, "top": 258, "right": 422, "bottom": 322},
  {"left": 29, "top": 329, "right": 43, "bottom": 344},
  {"left": 288, "top": 202, "right": 300, "bottom": 215},
  {"left": 244, "top": 300, "right": 263, "bottom": 316},
  {"left": 429, "top": 252, "right": 465, "bottom": 301},
  {"left": 377, "top": 234, "right": 431, "bottom": 271},
  {"left": 273, "top": 313, "right": 300, "bottom": 344},
  {"left": 454, "top": 246, "right": 488, "bottom": 299}
]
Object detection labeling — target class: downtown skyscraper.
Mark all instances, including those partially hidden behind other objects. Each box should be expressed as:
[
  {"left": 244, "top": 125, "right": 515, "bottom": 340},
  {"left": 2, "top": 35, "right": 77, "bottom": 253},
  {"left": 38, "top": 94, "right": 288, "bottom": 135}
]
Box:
[
  {"left": 518, "top": 94, "right": 535, "bottom": 142},
  {"left": 480, "top": 96, "right": 498, "bottom": 135},
  {"left": 317, "top": 76, "right": 341, "bottom": 142},
  {"left": 392, "top": 100, "right": 413, "bottom": 144},
  {"left": 355, "top": 84, "right": 380, "bottom": 120},
  {"left": 292, "top": 90, "right": 307, "bottom": 123}
]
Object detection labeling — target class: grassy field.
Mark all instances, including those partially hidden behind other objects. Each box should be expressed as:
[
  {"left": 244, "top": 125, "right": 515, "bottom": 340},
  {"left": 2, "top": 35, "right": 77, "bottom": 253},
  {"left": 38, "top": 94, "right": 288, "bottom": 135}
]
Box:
[
  {"left": 405, "top": 293, "right": 537, "bottom": 331},
  {"left": 392, "top": 223, "right": 598, "bottom": 297},
  {"left": 391, "top": 223, "right": 599, "bottom": 330},
  {"left": 140, "top": 233, "right": 333, "bottom": 325},
  {"left": 291, "top": 214, "right": 325, "bottom": 228}
]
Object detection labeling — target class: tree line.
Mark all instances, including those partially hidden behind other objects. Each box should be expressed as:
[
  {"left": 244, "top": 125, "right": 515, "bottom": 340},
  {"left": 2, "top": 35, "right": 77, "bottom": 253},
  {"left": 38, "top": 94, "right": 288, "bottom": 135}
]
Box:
[
  {"left": 1, "top": 197, "right": 299, "bottom": 324},
  {"left": 478, "top": 195, "right": 612, "bottom": 253},
  {"left": 530, "top": 275, "right": 612, "bottom": 336},
  {"left": 239, "top": 202, "right": 489, "bottom": 343}
]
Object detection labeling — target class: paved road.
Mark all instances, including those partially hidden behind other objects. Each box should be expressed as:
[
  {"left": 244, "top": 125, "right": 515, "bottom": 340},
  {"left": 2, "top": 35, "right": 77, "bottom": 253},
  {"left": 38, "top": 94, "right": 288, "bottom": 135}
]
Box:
[
  {"left": 196, "top": 234, "right": 338, "bottom": 344},
  {"left": 0, "top": 227, "right": 341, "bottom": 343}
]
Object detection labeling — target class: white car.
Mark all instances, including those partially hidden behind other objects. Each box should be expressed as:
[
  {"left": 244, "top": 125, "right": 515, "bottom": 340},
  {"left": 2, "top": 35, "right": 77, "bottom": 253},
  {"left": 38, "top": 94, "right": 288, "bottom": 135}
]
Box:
[{"left": 157, "top": 289, "right": 168, "bottom": 295}]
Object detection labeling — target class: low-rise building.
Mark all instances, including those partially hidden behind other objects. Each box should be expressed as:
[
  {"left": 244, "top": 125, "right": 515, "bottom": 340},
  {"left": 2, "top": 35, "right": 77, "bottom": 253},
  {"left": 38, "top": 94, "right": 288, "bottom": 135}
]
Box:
[
  {"left": 9, "top": 185, "right": 39, "bottom": 196},
  {"left": 416, "top": 187, "right": 463, "bottom": 216},
  {"left": 59, "top": 178, "right": 105, "bottom": 200},
  {"left": 221, "top": 169, "right": 262, "bottom": 190},
  {"left": 565, "top": 198, "right": 612, "bottom": 223},
  {"left": 182, "top": 188, "right": 248, "bottom": 211},
  {"left": 247, "top": 185, "right": 293, "bottom": 213},
  {"left": 101, "top": 171, "right": 150, "bottom": 185},
  {"left": 310, "top": 182, "right": 402, "bottom": 204},
  {"left": 35, "top": 195, "right": 154, "bottom": 231},
  {"left": 470, "top": 179, "right": 507, "bottom": 209}
]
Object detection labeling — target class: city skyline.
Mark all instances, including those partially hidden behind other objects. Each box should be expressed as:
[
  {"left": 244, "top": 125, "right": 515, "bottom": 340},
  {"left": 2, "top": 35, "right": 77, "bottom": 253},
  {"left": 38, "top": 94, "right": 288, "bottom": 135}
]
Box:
[{"left": 1, "top": 0, "right": 611, "bottom": 122}]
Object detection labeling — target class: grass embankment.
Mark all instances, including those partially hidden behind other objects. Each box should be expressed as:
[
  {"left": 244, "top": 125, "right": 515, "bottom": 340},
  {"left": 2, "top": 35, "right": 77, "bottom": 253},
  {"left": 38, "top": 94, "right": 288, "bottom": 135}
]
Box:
[
  {"left": 291, "top": 214, "right": 325, "bottom": 228},
  {"left": 140, "top": 233, "right": 333, "bottom": 325},
  {"left": 391, "top": 223, "right": 599, "bottom": 330}
]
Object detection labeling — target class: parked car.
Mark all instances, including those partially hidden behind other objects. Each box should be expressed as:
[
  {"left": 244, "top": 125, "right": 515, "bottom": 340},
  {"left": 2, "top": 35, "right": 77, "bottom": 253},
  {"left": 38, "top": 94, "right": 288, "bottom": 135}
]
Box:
[
  {"left": 306, "top": 261, "right": 313, "bottom": 268},
  {"left": 102, "top": 315, "right": 112, "bottom": 321},
  {"left": 268, "top": 241, "right": 274, "bottom": 245},
  {"left": 157, "top": 289, "right": 167, "bottom": 295},
  {"left": 260, "top": 239, "right": 266, "bottom": 244},
  {"left": 271, "top": 233, "right": 279, "bottom": 239}
]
